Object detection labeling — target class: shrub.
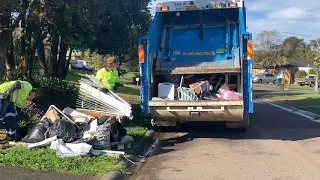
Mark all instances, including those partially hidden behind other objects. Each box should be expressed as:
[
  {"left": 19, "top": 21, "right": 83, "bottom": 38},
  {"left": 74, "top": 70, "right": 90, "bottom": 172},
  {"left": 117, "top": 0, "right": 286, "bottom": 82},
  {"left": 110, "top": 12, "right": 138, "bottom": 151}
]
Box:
[
  {"left": 30, "top": 76, "right": 79, "bottom": 110},
  {"left": 295, "top": 70, "right": 308, "bottom": 78},
  {"left": 18, "top": 77, "right": 79, "bottom": 127},
  {"left": 122, "top": 60, "right": 139, "bottom": 72},
  {"left": 309, "top": 68, "right": 317, "bottom": 75}
]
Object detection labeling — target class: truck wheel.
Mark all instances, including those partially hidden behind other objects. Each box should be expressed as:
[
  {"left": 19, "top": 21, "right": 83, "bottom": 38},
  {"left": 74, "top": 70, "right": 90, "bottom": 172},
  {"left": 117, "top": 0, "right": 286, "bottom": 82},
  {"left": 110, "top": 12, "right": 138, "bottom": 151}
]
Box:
[
  {"left": 225, "top": 114, "right": 249, "bottom": 133},
  {"left": 310, "top": 83, "right": 315, "bottom": 87},
  {"left": 258, "top": 79, "right": 262, "bottom": 83}
]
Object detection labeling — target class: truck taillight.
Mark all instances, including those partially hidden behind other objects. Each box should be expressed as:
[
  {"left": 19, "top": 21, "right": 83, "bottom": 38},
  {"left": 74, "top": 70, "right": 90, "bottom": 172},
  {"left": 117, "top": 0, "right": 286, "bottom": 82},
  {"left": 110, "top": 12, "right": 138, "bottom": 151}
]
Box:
[
  {"left": 161, "top": 6, "right": 169, "bottom": 11},
  {"left": 138, "top": 45, "right": 144, "bottom": 63},
  {"left": 228, "top": 2, "right": 238, "bottom": 7},
  {"left": 247, "top": 40, "right": 253, "bottom": 60}
]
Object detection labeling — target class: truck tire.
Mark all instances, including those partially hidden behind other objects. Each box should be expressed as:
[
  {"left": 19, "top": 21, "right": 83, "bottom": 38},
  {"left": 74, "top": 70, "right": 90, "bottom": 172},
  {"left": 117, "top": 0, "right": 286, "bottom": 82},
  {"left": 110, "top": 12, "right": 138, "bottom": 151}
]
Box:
[
  {"left": 225, "top": 114, "right": 249, "bottom": 133},
  {"left": 258, "top": 79, "right": 262, "bottom": 83}
]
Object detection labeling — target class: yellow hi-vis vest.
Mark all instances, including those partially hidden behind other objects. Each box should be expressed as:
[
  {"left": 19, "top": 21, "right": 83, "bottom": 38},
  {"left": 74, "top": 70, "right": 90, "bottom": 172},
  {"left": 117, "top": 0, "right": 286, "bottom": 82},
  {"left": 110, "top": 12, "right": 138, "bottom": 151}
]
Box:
[
  {"left": 0, "top": 81, "right": 32, "bottom": 109},
  {"left": 95, "top": 68, "right": 120, "bottom": 89}
]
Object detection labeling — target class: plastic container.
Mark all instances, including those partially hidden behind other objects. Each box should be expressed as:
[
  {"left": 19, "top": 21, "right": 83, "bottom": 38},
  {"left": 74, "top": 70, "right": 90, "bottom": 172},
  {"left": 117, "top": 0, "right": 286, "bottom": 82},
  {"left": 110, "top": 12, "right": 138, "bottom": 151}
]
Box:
[
  {"left": 158, "top": 82, "right": 175, "bottom": 100},
  {"left": 177, "top": 87, "right": 198, "bottom": 101}
]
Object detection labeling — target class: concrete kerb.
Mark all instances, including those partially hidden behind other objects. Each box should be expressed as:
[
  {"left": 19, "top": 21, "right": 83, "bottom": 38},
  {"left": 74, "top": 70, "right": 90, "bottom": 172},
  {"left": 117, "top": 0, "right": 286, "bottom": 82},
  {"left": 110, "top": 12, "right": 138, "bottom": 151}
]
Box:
[
  {"left": 257, "top": 97, "right": 320, "bottom": 122},
  {"left": 101, "top": 129, "right": 158, "bottom": 180}
]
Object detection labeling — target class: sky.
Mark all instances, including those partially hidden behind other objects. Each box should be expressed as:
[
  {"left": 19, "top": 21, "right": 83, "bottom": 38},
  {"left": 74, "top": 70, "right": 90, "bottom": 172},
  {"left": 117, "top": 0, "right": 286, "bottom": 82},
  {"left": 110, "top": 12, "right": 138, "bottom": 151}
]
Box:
[{"left": 148, "top": 0, "right": 320, "bottom": 42}]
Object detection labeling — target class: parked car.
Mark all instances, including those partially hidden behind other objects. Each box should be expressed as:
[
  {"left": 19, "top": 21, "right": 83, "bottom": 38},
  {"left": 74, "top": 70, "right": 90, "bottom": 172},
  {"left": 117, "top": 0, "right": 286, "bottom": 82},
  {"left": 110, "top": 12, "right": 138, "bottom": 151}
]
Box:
[
  {"left": 252, "top": 73, "right": 278, "bottom": 84},
  {"left": 79, "top": 60, "right": 94, "bottom": 71},
  {"left": 295, "top": 74, "right": 317, "bottom": 86},
  {"left": 306, "top": 75, "right": 320, "bottom": 87},
  {"left": 70, "top": 60, "right": 94, "bottom": 71},
  {"left": 70, "top": 60, "right": 84, "bottom": 70}
]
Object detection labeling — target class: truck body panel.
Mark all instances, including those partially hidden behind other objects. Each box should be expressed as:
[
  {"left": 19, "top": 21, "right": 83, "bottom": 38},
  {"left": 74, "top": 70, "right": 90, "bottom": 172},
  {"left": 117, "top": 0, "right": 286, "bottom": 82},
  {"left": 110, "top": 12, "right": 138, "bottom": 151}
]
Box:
[{"left": 138, "top": 0, "right": 253, "bottom": 127}]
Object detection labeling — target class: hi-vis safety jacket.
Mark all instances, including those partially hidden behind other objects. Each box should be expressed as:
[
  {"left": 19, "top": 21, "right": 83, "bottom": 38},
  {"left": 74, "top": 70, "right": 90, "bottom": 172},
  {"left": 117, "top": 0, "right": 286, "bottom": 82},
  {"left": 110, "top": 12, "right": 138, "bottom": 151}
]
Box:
[
  {"left": 0, "top": 81, "right": 32, "bottom": 109},
  {"left": 95, "top": 68, "right": 120, "bottom": 89}
]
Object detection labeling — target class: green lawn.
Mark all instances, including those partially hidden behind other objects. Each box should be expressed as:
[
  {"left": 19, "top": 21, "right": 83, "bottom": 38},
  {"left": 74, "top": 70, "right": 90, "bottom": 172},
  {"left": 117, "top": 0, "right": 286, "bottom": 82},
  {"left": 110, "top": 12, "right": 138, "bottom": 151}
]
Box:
[
  {"left": 0, "top": 70, "right": 147, "bottom": 178},
  {"left": 260, "top": 84, "right": 320, "bottom": 115},
  {"left": 0, "top": 147, "right": 125, "bottom": 178}
]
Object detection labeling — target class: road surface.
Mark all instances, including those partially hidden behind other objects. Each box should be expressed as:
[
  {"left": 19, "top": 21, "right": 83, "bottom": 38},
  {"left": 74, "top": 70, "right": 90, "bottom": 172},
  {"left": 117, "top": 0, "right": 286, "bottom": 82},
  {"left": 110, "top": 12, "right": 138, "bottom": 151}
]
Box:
[{"left": 133, "top": 85, "right": 320, "bottom": 180}]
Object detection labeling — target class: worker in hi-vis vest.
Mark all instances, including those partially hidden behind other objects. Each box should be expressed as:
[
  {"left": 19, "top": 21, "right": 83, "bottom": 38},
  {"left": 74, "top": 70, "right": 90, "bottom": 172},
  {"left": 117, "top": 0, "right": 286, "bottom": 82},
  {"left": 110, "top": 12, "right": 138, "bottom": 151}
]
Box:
[
  {"left": 95, "top": 56, "right": 121, "bottom": 92},
  {"left": 0, "top": 80, "right": 40, "bottom": 140}
]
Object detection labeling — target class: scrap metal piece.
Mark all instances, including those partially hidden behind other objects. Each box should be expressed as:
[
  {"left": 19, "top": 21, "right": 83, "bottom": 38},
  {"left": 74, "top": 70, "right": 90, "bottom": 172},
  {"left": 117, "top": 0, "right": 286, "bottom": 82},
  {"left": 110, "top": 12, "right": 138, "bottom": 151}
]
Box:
[{"left": 76, "top": 77, "right": 133, "bottom": 119}]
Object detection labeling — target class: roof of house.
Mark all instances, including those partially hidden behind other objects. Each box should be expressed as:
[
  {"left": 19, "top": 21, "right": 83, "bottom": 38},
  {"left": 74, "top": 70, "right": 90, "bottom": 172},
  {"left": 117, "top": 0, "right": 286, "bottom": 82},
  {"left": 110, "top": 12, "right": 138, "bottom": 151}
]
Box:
[
  {"left": 285, "top": 58, "right": 313, "bottom": 68},
  {"left": 253, "top": 58, "right": 314, "bottom": 69}
]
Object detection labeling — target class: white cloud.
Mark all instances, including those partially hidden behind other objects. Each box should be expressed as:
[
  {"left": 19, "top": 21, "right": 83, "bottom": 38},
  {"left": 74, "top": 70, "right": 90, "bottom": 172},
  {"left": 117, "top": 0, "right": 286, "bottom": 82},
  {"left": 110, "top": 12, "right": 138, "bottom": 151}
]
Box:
[
  {"left": 246, "top": 0, "right": 320, "bottom": 41},
  {"left": 267, "top": 7, "right": 308, "bottom": 20}
]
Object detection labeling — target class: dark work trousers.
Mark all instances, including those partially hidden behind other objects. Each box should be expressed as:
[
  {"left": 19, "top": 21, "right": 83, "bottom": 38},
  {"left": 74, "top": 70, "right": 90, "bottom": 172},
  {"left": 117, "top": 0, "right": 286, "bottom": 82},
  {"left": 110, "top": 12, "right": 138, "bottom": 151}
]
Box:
[{"left": 0, "top": 97, "right": 21, "bottom": 136}]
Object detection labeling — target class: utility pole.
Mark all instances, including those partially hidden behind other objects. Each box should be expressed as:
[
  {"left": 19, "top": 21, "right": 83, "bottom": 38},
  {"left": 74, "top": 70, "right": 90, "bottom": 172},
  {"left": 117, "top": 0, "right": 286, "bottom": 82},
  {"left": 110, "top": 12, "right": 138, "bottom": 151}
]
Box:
[{"left": 283, "top": 32, "right": 320, "bottom": 92}]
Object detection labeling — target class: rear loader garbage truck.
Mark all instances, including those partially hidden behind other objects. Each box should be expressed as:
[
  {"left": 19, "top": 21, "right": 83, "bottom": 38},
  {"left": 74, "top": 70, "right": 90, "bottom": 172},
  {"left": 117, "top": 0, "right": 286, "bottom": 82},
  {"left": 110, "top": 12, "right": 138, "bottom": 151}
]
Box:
[{"left": 138, "top": 0, "right": 253, "bottom": 132}]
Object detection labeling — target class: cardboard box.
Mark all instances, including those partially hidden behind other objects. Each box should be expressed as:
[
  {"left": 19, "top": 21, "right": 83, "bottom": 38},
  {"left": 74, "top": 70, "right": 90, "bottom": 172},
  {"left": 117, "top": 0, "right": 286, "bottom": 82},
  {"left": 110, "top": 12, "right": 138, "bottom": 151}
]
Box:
[{"left": 189, "top": 81, "right": 210, "bottom": 94}]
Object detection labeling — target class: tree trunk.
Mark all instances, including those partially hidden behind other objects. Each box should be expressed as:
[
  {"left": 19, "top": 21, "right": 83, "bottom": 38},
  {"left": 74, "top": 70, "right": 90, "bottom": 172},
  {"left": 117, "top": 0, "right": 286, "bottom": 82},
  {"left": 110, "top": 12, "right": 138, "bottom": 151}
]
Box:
[
  {"left": 57, "top": 41, "right": 68, "bottom": 78},
  {"left": 20, "top": 0, "right": 28, "bottom": 78},
  {"left": 5, "top": 33, "right": 15, "bottom": 79},
  {"left": 0, "top": 10, "right": 11, "bottom": 79},
  {"left": 50, "top": 33, "right": 59, "bottom": 77},
  {"left": 63, "top": 48, "right": 72, "bottom": 79},
  {"left": 38, "top": 42, "right": 48, "bottom": 75}
]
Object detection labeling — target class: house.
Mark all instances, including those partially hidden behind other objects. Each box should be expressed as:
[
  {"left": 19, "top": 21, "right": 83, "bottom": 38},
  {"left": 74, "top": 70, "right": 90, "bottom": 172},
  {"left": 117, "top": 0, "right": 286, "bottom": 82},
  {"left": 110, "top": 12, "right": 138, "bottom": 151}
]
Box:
[
  {"left": 66, "top": 49, "right": 82, "bottom": 60},
  {"left": 253, "top": 58, "right": 314, "bottom": 84}
]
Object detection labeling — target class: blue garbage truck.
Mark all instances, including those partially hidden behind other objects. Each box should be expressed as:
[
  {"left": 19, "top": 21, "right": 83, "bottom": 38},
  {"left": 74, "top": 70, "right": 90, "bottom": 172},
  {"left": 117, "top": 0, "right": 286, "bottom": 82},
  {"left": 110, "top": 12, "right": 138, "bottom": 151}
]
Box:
[{"left": 138, "top": 0, "right": 253, "bottom": 131}]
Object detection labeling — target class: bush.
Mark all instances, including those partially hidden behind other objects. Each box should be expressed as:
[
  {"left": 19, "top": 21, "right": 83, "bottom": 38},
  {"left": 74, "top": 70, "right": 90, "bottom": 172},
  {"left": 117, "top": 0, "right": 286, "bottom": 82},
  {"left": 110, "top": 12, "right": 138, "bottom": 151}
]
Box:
[
  {"left": 18, "top": 77, "right": 79, "bottom": 128},
  {"left": 295, "top": 70, "right": 308, "bottom": 78},
  {"left": 30, "top": 77, "right": 79, "bottom": 110},
  {"left": 309, "top": 68, "right": 317, "bottom": 75},
  {"left": 122, "top": 60, "right": 139, "bottom": 72}
]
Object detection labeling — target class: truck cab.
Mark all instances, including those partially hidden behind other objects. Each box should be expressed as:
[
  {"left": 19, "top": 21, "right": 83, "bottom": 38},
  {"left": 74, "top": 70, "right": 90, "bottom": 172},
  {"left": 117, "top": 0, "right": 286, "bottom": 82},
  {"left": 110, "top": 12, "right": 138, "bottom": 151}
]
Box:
[{"left": 138, "top": 0, "right": 253, "bottom": 131}]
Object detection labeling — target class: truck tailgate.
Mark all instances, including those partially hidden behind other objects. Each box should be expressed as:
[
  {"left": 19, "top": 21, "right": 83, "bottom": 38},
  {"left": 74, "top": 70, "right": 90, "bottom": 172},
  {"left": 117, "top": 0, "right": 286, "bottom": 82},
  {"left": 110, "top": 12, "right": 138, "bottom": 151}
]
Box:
[{"left": 149, "top": 100, "right": 243, "bottom": 122}]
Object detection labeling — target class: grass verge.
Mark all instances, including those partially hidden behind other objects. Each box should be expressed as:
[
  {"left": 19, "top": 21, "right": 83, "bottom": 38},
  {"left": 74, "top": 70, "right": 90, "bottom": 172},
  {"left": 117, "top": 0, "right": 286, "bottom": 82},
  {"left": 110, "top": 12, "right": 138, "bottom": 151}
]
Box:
[
  {"left": 259, "top": 84, "right": 320, "bottom": 115},
  {"left": 0, "top": 70, "right": 149, "bottom": 177},
  {"left": 0, "top": 147, "right": 125, "bottom": 178}
]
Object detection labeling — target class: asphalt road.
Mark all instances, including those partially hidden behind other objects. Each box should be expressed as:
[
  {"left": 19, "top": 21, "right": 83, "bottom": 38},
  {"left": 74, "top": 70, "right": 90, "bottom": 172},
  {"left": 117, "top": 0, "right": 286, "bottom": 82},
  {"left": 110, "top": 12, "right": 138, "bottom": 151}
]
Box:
[
  {"left": 0, "top": 165, "right": 96, "bottom": 180},
  {"left": 133, "top": 86, "right": 320, "bottom": 180}
]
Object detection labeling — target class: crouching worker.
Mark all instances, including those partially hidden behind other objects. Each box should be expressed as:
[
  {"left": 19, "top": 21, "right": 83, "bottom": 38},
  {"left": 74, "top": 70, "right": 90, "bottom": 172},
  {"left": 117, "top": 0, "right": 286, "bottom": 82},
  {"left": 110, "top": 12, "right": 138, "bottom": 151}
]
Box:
[
  {"left": 95, "top": 56, "right": 121, "bottom": 92},
  {"left": 108, "top": 117, "right": 134, "bottom": 150},
  {"left": 0, "top": 80, "right": 40, "bottom": 140}
]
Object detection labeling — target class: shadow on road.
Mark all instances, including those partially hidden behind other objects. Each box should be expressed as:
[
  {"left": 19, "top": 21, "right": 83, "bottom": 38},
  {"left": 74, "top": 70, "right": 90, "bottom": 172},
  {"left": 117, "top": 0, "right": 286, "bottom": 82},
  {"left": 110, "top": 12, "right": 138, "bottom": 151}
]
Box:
[{"left": 147, "top": 100, "right": 320, "bottom": 158}]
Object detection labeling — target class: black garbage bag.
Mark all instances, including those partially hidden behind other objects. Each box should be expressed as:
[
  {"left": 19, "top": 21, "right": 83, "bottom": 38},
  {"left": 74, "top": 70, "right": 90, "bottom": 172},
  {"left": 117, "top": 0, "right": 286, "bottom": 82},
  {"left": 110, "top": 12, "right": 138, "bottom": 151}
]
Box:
[
  {"left": 22, "top": 118, "right": 53, "bottom": 143},
  {"left": 48, "top": 118, "right": 83, "bottom": 143},
  {"left": 15, "top": 127, "right": 28, "bottom": 142},
  {"left": 97, "top": 116, "right": 110, "bottom": 125}
]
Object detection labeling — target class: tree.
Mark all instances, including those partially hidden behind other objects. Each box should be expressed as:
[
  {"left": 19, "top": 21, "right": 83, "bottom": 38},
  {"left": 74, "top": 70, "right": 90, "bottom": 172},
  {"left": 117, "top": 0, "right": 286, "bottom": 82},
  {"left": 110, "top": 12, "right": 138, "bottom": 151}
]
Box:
[
  {"left": 254, "top": 30, "right": 287, "bottom": 67},
  {"left": 295, "top": 70, "right": 308, "bottom": 78},
  {"left": 1, "top": 0, "right": 152, "bottom": 80},
  {"left": 255, "top": 30, "right": 282, "bottom": 51},
  {"left": 309, "top": 68, "right": 317, "bottom": 75},
  {"left": 0, "top": 0, "right": 20, "bottom": 78},
  {"left": 89, "top": 0, "right": 151, "bottom": 62}
]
